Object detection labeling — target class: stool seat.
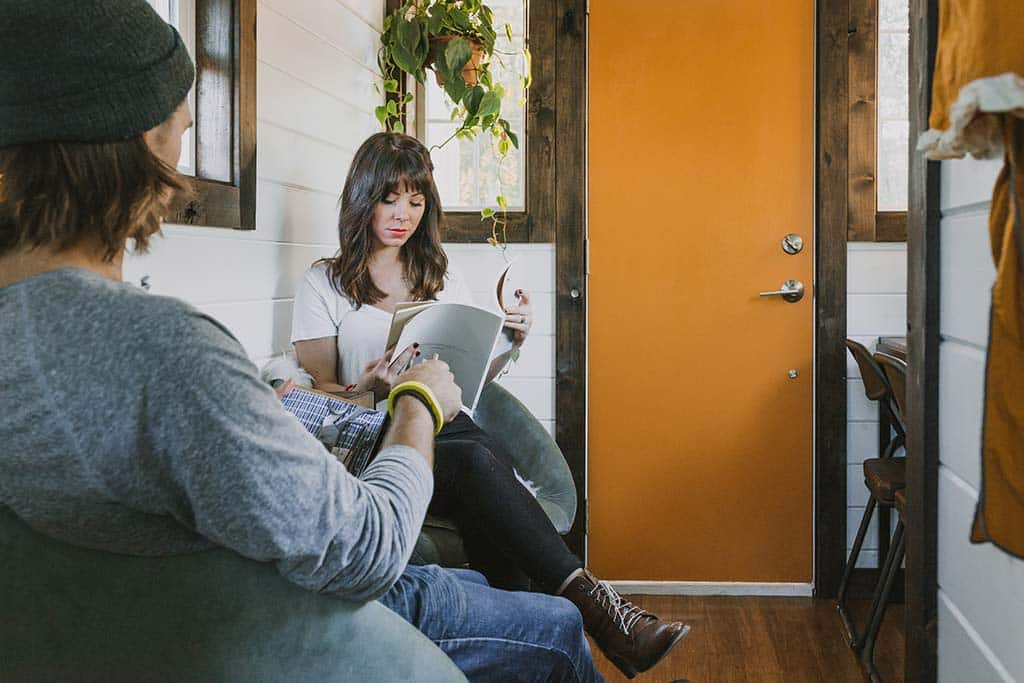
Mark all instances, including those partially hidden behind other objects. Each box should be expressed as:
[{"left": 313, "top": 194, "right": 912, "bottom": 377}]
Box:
[{"left": 863, "top": 457, "right": 906, "bottom": 504}]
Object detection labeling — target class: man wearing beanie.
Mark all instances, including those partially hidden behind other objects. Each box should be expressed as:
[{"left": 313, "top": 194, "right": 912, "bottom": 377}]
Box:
[{"left": 0, "top": 2, "right": 603, "bottom": 681}]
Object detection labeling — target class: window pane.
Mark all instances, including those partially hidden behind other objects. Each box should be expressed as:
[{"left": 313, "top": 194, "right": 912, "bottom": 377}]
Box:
[
  {"left": 422, "top": 0, "right": 527, "bottom": 212},
  {"left": 876, "top": 0, "right": 908, "bottom": 211}
]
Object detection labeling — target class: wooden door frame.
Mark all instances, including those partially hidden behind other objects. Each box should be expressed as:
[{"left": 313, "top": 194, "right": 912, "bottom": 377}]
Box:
[
  {"left": 815, "top": 0, "right": 851, "bottom": 599},
  {"left": 905, "top": 0, "right": 940, "bottom": 680},
  {"left": 816, "top": 2, "right": 940, "bottom": 680}
]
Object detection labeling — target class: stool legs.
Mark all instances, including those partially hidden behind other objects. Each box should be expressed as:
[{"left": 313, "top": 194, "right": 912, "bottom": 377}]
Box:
[
  {"left": 861, "top": 520, "right": 905, "bottom": 682},
  {"left": 837, "top": 496, "right": 879, "bottom": 648}
]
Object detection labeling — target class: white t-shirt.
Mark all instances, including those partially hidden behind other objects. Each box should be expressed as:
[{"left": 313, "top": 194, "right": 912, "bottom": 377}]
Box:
[{"left": 290, "top": 261, "right": 476, "bottom": 386}]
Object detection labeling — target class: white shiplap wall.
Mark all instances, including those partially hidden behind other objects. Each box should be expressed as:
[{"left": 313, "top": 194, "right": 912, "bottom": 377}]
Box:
[
  {"left": 936, "top": 156, "right": 1024, "bottom": 682},
  {"left": 846, "top": 241, "right": 908, "bottom": 568},
  {"left": 122, "top": 0, "right": 555, "bottom": 428}
]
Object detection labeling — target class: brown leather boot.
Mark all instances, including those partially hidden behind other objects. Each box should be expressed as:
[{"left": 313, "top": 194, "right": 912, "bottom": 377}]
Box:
[{"left": 559, "top": 569, "right": 690, "bottom": 679}]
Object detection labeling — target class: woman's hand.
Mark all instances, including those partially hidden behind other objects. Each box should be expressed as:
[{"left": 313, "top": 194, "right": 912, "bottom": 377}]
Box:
[
  {"left": 356, "top": 343, "right": 420, "bottom": 402},
  {"left": 503, "top": 289, "right": 533, "bottom": 347}
]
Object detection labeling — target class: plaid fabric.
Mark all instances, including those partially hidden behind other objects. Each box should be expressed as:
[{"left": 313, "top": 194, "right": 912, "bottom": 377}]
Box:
[{"left": 280, "top": 389, "right": 387, "bottom": 477}]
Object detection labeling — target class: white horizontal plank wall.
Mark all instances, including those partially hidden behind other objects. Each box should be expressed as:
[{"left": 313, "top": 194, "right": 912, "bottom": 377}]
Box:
[
  {"left": 936, "top": 156, "right": 1023, "bottom": 682},
  {"left": 122, "top": 0, "right": 554, "bottom": 424},
  {"left": 846, "top": 241, "right": 907, "bottom": 568},
  {"left": 445, "top": 244, "right": 557, "bottom": 433}
]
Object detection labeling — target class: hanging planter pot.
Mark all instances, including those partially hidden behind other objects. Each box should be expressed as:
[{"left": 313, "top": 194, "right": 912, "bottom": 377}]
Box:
[{"left": 427, "top": 35, "right": 485, "bottom": 87}]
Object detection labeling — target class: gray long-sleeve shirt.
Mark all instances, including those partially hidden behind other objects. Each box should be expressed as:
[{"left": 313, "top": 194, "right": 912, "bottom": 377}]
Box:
[{"left": 0, "top": 268, "right": 433, "bottom": 602}]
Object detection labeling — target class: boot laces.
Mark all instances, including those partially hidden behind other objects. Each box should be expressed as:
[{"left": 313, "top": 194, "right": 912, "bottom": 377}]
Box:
[{"left": 589, "top": 579, "right": 649, "bottom": 635}]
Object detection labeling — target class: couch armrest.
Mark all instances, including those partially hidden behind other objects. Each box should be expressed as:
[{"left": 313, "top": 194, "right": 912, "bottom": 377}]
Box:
[{"left": 472, "top": 382, "right": 577, "bottom": 534}]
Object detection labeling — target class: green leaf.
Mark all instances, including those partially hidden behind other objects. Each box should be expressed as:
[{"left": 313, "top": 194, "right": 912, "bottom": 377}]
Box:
[
  {"left": 427, "top": 6, "right": 445, "bottom": 34},
  {"left": 383, "top": 79, "right": 399, "bottom": 93},
  {"left": 507, "top": 129, "right": 519, "bottom": 149},
  {"left": 392, "top": 119, "right": 405, "bottom": 133},
  {"left": 444, "top": 78, "right": 467, "bottom": 104},
  {"left": 396, "top": 16, "right": 422, "bottom": 53},
  {"left": 498, "top": 138, "right": 510, "bottom": 156},
  {"left": 374, "top": 106, "right": 388, "bottom": 125},
  {"left": 522, "top": 48, "right": 533, "bottom": 89},
  {"left": 386, "top": 99, "right": 397, "bottom": 115},
  {"left": 391, "top": 41, "right": 420, "bottom": 74},
  {"left": 449, "top": 9, "right": 471, "bottom": 32},
  {"left": 477, "top": 91, "right": 501, "bottom": 119},
  {"left": 505, "top": 23, "right": 513, "bottom": 41},
  {"left": 463, "top": 86, "right": 484, "bottom": 116},
  {"left": 481, "top": 208, "right": 495, "bottom": 218},
  {"left": 443, "top": 37, "right": 473, "bottom": 73},
  {"left": 496, "top": 195, "right": 508, "bottom": 210},
  {"left": 402, "top": 92, "right": 415, "bottom": 103}
]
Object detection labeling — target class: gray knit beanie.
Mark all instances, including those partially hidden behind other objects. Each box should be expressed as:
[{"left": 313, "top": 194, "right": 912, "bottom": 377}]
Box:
[{"left": 0, "top": 0, "right": 196, "bottom": 146}]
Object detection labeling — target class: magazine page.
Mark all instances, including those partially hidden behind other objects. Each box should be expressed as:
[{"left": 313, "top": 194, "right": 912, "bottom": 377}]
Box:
[{"left": 392, "top": 303, "right": 503, "bottom": 411}]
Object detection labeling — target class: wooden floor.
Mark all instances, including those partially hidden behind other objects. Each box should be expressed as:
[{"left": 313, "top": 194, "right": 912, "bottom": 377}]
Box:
[{"left": 590, "top": 595, "right": 904, "bottom": 683}]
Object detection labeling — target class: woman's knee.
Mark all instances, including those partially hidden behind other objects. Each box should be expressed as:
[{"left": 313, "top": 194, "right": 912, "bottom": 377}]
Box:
[{"left": 442, "top": 441, "right": 501, "bottom": 479}]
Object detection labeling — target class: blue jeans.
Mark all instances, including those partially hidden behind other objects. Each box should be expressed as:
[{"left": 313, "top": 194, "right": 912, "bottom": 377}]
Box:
[{"left": 379, "top": 564, "right": 603, "bottom": 682}]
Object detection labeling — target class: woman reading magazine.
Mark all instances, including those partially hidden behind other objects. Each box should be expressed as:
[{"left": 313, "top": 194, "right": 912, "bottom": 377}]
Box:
[{"left": 290, "top": 132, "right": 688, "bottom": 678}]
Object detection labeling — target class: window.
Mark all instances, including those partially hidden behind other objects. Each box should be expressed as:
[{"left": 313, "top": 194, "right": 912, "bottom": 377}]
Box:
[
  {"left": 388, "top": 0, "right": 555, "bottom": 243},
  {"left": 420, "top": 0, "right": 527, "bottom": 212},
  {"left": 848, "top": 0, "right": 909, "bottom": 241},
  {"left": 147, "top": 0, "right": 197, "bottom": 175},
  {"left": 150, "top": 0, "right": 256, "bottom": 230}
]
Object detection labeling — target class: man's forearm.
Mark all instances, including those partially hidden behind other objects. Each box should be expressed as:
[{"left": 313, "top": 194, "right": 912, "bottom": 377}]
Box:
[{"left": 381, "top": 395, "right": 436, "bottom": 467}]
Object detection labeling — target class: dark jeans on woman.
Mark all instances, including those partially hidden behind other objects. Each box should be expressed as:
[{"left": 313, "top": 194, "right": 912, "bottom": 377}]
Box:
[{"left": 429, "top": 412, "right": 583, "bottom": 592}]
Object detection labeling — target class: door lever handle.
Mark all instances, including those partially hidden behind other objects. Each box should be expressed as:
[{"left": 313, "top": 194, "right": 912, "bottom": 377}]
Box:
[{"left": 759, "top": 279, "right": 805, "bottom": 303}]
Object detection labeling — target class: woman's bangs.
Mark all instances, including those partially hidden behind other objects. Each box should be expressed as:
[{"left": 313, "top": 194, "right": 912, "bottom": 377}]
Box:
[{"left": 378, "top": 152, "right": 433, "bottom": 200}]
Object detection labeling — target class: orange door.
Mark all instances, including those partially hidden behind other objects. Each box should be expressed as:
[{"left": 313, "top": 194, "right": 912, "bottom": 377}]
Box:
[{"left": 588, "top": 0, "right": 815, "bottom": 582}]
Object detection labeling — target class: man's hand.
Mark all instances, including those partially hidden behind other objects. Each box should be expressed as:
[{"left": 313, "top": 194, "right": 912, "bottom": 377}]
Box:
[{"left": 399, "top": 358, "right": 462, "bottom": 423}]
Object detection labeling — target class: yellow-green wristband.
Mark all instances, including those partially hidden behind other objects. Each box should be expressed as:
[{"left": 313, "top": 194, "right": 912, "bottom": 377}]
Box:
[{"left": 388, "top": 381, "right": 444, "bottom": 435}]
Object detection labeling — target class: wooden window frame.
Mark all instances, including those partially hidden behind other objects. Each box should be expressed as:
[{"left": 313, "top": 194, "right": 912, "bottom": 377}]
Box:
[
  {"left": 169, "top": 0, "right": 256, "bottom": 230},
  {"left": 848, "top": 0, "right": 908, "bottom": 242},
  {"left": 386, "top": 0, "right": 557, "bottom": 244}
]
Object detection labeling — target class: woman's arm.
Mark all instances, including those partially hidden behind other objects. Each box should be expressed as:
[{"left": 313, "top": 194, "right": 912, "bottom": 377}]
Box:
[{"left": 293, "top": 337, "right": 348, "bottom": 393}]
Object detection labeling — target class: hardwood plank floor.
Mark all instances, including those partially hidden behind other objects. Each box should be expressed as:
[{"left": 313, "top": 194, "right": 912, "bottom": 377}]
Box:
[{"left": 589, "top": 595, "right": 904, "bottom": 682}]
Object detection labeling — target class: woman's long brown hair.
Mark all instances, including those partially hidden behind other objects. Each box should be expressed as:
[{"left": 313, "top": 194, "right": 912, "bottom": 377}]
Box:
[{"left": 321, "top": 132, "right": 447, "bottom": 306}]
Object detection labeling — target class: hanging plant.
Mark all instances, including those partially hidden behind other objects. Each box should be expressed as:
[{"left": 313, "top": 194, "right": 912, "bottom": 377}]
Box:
[{"left": 376, "top": 0, "right": 531, "bottom": 253}]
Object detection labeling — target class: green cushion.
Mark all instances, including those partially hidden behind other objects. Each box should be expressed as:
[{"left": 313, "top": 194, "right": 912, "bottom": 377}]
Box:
[{"left": 0, "top": 507, "right": 465, "bottom": 682}]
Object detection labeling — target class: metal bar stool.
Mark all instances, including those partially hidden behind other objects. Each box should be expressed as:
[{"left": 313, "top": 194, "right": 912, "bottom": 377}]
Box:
[
  {"left": 836, "top": 341, "right": 906, "bottom": 649},
  {"left": 859, "top": 353, "right": 909, "bottom": 681}
]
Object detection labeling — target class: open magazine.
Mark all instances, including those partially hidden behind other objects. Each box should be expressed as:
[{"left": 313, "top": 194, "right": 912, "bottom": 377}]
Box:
[{"left": 385, "top": 261, "right": 520, "bottom": 412}]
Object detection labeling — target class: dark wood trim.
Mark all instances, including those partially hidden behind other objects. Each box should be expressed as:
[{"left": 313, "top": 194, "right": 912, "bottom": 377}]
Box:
[
  {"left": 876, "top": 210, "right": 909, "bottom": 241},
  {"left": 553, "top": 0, "right": 587, "bottom": 559},
  {"left": 170, "top": 0, "right": 256, "bottom": 230},
  {"left": 439, "top": 211, "right": 532, "bottom": 243},
  {"left": 846, "top": 0, "right": 910, "bottom": 243},
  {"left": 847, "top": 0, "right": 878, "bottom": 242},
  {"left": 814, "top": 0, "right": 850, "bottom": 599},
  {"left": 905, "top": 0, "right": 940, "bottom": 680}
]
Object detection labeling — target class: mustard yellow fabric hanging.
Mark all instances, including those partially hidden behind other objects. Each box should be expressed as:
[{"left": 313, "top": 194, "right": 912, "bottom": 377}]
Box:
[{"left": 919, "top": 0, "right": 1024, "bottom": 559}]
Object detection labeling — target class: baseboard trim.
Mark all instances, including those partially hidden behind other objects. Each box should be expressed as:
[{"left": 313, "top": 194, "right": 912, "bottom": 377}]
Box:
[{"left": 607, "top": 581, "right": 815, "bottom": 597}]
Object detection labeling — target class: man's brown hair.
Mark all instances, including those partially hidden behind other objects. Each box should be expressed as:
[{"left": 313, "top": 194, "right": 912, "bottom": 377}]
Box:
[{"left": 0, "top": 137, "right": 189, "bottom": 261}]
